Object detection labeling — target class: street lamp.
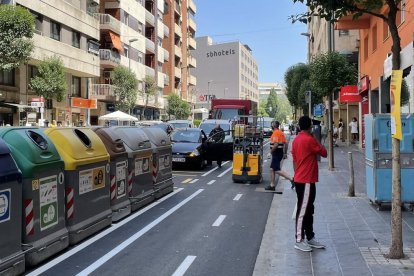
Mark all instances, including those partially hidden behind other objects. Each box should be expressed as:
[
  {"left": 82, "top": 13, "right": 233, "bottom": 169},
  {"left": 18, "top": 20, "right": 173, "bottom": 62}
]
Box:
[
  {"left": 207, "top": 80, "right": 213, "bottom": 107},
  {"left": 128, "top": 38, "right": 139, "bottom": 72}
]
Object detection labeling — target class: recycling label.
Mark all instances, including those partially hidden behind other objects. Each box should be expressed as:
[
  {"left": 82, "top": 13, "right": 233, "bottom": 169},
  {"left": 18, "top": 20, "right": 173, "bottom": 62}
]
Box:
[
  {"left": 159, "top": 154, "right": 171, "bottom": 170},
  {"left": 79, "top": 166, "right": 106, "bottom": 195},
  {"left": 116, "top": 161, "right": 127, "bottom": 198},
  {"left": 39, "top": 176, "right": 58, "bottom": 231},
  {"left": 0, "top": 189, "right": 11, "bottom": 224},
  {"left": 135, "top": 157, "right": 150, "bottom": 176}
]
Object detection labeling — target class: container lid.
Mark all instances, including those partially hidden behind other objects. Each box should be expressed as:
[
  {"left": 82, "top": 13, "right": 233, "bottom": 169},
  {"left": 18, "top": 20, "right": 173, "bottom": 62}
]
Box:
[
  {"left": 44, "top": 127, "right": 109, "bottom": 170},
  {"left": 111, "top": 126, "right": 151, "bottom": 151},
  {"left": 0, "top": 128, "right": 63, "bottom": 177},
  {"left": 141, "top": 127, "right": 171, "bottom": 146},
  {"left": 92, "top": 127, "right": 127, "bottom": 156},
  {"left": 0, "top": 138, "right": 22, "bottom": 182}
]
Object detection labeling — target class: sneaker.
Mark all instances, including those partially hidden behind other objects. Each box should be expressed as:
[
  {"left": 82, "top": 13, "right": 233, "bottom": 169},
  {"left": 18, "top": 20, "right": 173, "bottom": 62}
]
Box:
[
  {"left": 294, "top": 241, "right": 312, "bottom": 252},
  {"left": 265, "top": 185, "right": 275, "bottom": 191},
  {"left": 307, "top": 238, "right": 326, "bottom": 249}
]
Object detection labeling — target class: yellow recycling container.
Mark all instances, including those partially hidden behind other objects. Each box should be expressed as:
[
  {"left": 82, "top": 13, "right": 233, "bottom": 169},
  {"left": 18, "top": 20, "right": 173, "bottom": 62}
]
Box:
[{"left": 44, "top": 127, "right": 111, "bottom": 245}]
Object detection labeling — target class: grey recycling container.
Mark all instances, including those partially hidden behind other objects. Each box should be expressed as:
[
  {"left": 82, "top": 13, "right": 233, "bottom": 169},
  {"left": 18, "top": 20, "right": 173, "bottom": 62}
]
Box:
[
  {"left": 0, "top": 138, "right": 24, "bottom": 275},
  {"left": 142, "top": 127, "right": 174, "bottom": 198},
  {"left": 0, "top": 128, "right": 69, "bottom": 266},
  {"left": 112, "top": 126, "right": 154, "bottom": 211},
  {"left": 44, "top": 127, "right": 112, "bottom": 245},
  {"left": 93, "top": 127, "right": 131, "bottom": 221}
]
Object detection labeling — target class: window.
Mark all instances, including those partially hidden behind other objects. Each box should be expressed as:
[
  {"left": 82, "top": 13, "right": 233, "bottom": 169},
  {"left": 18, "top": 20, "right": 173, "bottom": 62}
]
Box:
[
  {"left": 72, "top": 31, "right": 80, "bottom": 48},
  {"left": 364, "top": 36, "right": 368, "bottom": 61},
  {"left": 72, "top": 77, "right": 81, "bottom": 97},
  {"left": 138, "top": 51, "right": 144, "bottom": 63},
  {"left": 338, "top": 30, "right": 349, "bottom": 36},
  {"left": 0, "top": 69, "right": 15, "bottom": 86},
  {"left": 382, "top": 20, "right": 389, "bottom": 41},
  {"left": 50, "top": 21, "right": 61, "bottom": 41},
  {"left": 30, "top": 10, "right": 43, "bottom": 34},
  {"left": 28, "top": 65, "right": 39, "bottom": 81},
  {"left": 372, "top": 24, "right": 377, "bottom": 52}
]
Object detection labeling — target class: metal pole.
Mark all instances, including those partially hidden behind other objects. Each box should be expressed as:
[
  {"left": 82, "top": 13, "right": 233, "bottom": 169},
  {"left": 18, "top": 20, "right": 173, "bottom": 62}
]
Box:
[
  {"left": 348, "top": 151, "right": 355, "bottom": 197},
  {"left": 328, "top": 17, "right": 335, "bottom": 170},
  {"left": 308, "top": 90, "right": 312, "bottom": 117}
]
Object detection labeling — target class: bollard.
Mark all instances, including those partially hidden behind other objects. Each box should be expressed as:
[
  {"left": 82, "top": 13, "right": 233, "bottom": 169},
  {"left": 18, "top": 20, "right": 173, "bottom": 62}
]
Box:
[{"left": 348, "top": 151, "right": 355, "bottom": 197}]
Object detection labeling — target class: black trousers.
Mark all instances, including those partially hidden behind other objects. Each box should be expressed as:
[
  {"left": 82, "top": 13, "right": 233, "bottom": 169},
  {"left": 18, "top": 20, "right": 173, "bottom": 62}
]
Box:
[{"left": 295, "top": 183, "right": 316, "bottom": 242}]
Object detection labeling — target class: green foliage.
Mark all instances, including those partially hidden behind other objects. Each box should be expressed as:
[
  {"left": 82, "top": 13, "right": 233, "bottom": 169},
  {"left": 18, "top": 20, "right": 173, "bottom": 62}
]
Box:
[
  {"left": 258, "top": 101, "right": 269, "bottom": 117},
  {"left": 309, "top": 51, "right": 357, "bottom": 97},
  {"left": 274, "top": 95, "right": 293, "bottom": 123},
  {"left": 29, "top": 56, "right": 67, "bottom": 102},
  {"left": 284, "top": 63, "right": 310, "bottom": 110},
  {"left": 166, "top": 93, "right": 191, "bottom": 119},
  {"left": 265, "top": 89, "right": 279, "bottom": 118},
  {"left": 193, "top": 119, "right": 201, "bottom": 127},
  {"left": 112, "top": 66, "right": 138, "bottom": 113},
  {"left": 141, "top": 75, "right": 157, "bottom": 117}
]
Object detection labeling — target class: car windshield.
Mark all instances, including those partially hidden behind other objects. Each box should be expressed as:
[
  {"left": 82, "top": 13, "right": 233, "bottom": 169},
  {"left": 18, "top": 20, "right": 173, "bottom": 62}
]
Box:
[
  {"left": 200, "top": 123, "right": 230, "bottom": 136},
  {"left": 171, "top": 131, "right": 200, "bottom": 143},
  {"left": 262, "top": 121, "right": 272, "bottom": 128},
  {"left": 213, "top": 109, "right": 241, "bottom": 120},
  {"left": 170, "top": 123, "right": 189, "bottom": 129}
]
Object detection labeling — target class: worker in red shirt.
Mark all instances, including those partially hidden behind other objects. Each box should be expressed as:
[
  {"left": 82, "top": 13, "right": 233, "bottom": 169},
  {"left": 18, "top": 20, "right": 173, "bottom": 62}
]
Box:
[{"left": 291, "top": 116, "right": 327, "bottom": 252}]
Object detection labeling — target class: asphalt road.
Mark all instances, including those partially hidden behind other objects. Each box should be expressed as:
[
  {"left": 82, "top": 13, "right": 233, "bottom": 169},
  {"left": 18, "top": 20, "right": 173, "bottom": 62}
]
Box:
[{"left": 27, "top": 140, "right": 282, "bottom": 276}]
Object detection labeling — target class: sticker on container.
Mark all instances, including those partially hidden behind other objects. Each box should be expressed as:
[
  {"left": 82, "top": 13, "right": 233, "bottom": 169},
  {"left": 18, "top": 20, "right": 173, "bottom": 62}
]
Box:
[
  {"left": 116, "top": 161, "right": 127, "bottom": 198},
  {"left": 0, "top": 189, "right": 11, "bottom": 224},
  {"left": 159, "top": 155, "right": 171, "bottom": 170},
  {"left": 32, "top": 179, "right": 39, "bottom": 191},
  {"left": 79, "top": 166, "right": 106, "bottom": 194},
  {"left": 106, "top": 163, "right": 110, "bottom": 173},
  {"left": 58, "top": 172, "right": 64, "bottom": 184},
  {"left": 135, "top": 157, "right": 150, "bottom": 176},
  {"left": 39, "top": 176, "right": 58, "bottom": 231}
]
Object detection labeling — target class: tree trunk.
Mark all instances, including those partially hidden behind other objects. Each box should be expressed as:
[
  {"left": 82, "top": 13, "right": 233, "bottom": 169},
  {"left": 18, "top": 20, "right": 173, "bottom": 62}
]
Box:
[
  {"left": 328, "top": 93, "right": 334, "bottom": 170},
  {"left": 386, "top": 1, "right": 404, "bottom": 259}
]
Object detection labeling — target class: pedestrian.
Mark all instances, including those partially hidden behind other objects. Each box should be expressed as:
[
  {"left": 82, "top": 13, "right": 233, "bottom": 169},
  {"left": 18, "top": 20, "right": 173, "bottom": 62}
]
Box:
[
  {"left": 267, "top": 121, "right": 276, "bottom": 159},
  {"left": 320, "top": 121, "right": 327, "bottom": 145},
  {"left": 209, "top": 124, "right": 225, "bottom": 168},
  {"left": 332, "top": 122, "right": 338, "bottom": 147},
  {"left": 265, "top": 121, "right": 294, "bottom": 191},
  {"left": 338, "top": 118, "right": 344, "bottom": 142},
  {"left": 291, "top": 115, "right": 327, "bottom": 252},
  {"left": 349, "top": 117, "right": 358, "bottom": 143}
]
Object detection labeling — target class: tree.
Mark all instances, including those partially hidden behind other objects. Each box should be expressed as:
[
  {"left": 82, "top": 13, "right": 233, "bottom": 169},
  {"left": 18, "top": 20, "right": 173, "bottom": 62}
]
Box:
[
  {"left": 30, "top": 56, "right": 67, "bottom": 103},
  {"left": 258, "top": 101, "right": 269, "bottom": 117},
  {"left": 141, "top": 75, "right": 157, "bottom": 119},
  {"left": 176, "top": 100, "right": 191, "bottom": 119},
  {"left": 0, "top": 5, "right": 34, "bottom": 70},
  {"left": 166, "top": 93, "right": 191, "bottom": 119},
  {"left": 274, "top": 95, "right": 293, "bottom": 123},
  {"left": 284, "top": 63, "right": 311, "bottom": 117},
  {"left": 291, "top": 0, "right": 405, "bottom": 259},
  {"left": 112, "top": 66, "right": 138, "bottom": 113},
  {"left": 265, "top": 89, "right": 278, "bottom": 118}
]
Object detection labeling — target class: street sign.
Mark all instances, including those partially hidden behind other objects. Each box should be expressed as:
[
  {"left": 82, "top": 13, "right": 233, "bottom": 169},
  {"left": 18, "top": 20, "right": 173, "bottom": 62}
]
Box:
[
  {"left": 31, "top": 101, "right": 44, "bottom": 108},
  {"left": 31, "top": 97, "right": 45, "bottom": 102},
  {"left": 313, "top": 103, "right": 324, "bottom": 117}
]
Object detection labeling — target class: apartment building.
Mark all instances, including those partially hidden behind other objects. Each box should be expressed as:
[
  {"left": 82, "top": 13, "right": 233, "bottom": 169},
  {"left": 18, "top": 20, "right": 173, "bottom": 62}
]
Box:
[
  {"left": 191, "top": 36, "right": 259, "bottom": 109},
  {"left": 259, "top": 83, "right": 285, "bottom": 102},
  {"left": 0, "top": 0, "right": 101, "bottom": 126},
  {"left": 307, "top": 16, "right": 360, "bottom": 144},
  {"left": 162, "top": 0, "right": 197, "bottom": 104},
  {"left": 91, "top": 0, "right": 170, "bottom": 122}
]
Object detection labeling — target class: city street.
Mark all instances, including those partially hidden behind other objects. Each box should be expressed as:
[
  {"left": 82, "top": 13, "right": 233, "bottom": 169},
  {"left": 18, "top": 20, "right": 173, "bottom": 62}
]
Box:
[{"left": 26, "top": 141, "right": 279, "bottom": 276}]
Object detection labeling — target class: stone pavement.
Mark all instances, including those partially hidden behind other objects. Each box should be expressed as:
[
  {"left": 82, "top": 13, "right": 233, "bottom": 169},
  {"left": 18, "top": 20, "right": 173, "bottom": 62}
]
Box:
[{"left": 254, "top": 138, "right": 414, "bottom": 276}]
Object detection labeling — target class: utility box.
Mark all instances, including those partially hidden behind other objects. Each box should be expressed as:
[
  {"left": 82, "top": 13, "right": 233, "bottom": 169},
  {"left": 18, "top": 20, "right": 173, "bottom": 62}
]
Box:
[{"left": 365, "top": 114, "right": 414, "bottom": 206}]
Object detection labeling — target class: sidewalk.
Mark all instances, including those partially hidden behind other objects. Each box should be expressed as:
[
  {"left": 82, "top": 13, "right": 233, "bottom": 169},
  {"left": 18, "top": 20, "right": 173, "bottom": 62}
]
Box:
[{"left": 254, "top": 139, "right": 414, "bottom": 276}]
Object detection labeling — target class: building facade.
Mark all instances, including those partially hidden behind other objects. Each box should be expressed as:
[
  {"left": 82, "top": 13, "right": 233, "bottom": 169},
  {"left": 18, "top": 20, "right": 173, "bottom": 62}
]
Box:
[
  {"left": 191, "top": 36, "right": 259, "bottom": 109},
  {"left": 162, "top": 0, "right": 197, "bottom": 104},
  {"left": 259, "top": 82, "right": 284, "bottom": 102}
]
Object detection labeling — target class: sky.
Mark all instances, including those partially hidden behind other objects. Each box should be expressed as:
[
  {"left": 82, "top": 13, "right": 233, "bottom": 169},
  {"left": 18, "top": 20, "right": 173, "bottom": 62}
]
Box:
[{"left": 195, "top": 0, "right": 308, "bottom": 84}]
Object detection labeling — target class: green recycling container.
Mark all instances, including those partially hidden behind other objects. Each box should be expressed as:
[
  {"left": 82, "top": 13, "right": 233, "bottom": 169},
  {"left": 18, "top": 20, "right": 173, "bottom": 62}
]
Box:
[
  {"left": 93, "top": 127, "right": 131, "bottom": 221},
  {"left": 0, "top": 128, "right": 69, "bottom": 266},
  {"left": 0, "top": 138, "right": 24, "bottom": 275},
  {"left": 44, "top": 127, "right": 111, "bottom": 245}
]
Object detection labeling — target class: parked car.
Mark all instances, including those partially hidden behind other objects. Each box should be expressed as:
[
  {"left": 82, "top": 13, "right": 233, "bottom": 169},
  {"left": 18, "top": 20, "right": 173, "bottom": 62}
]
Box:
[
  {"left": 199, "top": 119, "right": 234, "bottom": 163},
  {"left": 168, "top": 120, "right": 193, "bottom": 129},
  {"left": 171, "top": 128, "right": 208, "bottom": 169},
  {"left": 260, "top": 117, "right": 274, "bottom": 137}
]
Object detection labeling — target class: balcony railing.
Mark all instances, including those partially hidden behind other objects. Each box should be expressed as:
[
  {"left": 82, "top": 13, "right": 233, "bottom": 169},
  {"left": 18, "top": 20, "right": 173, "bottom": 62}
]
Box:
[
  {"left": 90, "top": 84, "right": 117, "bottom": 100},
  {"left": 145, "top": 38, "right": 155, "bottom": 53},
  {"left": 188, "top": 0, "right": 196, "bottom": 13},
  {"left": 94, "top": 13, "right": 120, "bottom": 34},
  {"left": 174, "top": 23, "right": 182, "bottom": 37},
  {"left": 188, "top": 37, "right": 196, "bottom": 50},
  {"left": 145, "top": 10, "right": 155, "bottom": 26},
  {"left": 174, "top": 45, "right": 182, "bottom": 58},
  {"left": 188, "top": 56, "right": 196, "bottom": 68},
  {"left": 164, "top": 49, "right": 169, "bottom": 61},
  {"left": 163, "top": 25, "right": 169, "bottom": 38},
  {"left": 145, "top": 66, "right": 155, "bottom": 77},
  {"left": 188, "top": 17, "right": 196, "bottom": 32},
  {"left": 99, "top": 49, "right": 121, "bottom": 66}
]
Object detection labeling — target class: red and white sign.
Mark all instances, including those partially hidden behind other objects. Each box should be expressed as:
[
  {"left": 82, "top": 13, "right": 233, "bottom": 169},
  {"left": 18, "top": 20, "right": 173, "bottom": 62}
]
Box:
[
  {"left": 358, "top": 76, "right": 370, "bottom": 93},
  {"left": 361, "top": 91, "right": 369, "bottom": 149},
  {"left": 31, "top": 97, "right": 45, "bottom": 102},
  {"left": 199, "top": 95, "right": 205, "bottom": 101},
  {"left": 339, "top": 85, "right": 361, "bottom": 103}
]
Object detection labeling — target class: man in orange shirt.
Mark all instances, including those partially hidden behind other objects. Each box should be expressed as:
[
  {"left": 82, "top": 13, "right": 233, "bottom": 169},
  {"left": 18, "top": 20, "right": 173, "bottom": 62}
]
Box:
[{"left": 265, "top": 121, "right": 294, "bottom": 191}]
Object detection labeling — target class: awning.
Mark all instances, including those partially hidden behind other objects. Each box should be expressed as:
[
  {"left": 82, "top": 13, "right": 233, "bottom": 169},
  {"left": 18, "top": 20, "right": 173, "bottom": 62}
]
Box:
[
  {"left": 109, "top": 31, "right": 124, "bottom": 54},
  {"left": 1, "top": 103, "right": 37, "bottom": 111}
]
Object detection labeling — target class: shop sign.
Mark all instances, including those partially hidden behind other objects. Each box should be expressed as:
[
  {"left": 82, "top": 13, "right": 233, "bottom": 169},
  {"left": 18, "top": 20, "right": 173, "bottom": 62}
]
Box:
[
  {"left": 71, "top": 97, "right": 97, "bottom": 109},
  {"left": 358, "top": 76, "right": 370, "bottom": 93},
  {"left": 339, "top": 85, "right": 361, "bottom": 103}
]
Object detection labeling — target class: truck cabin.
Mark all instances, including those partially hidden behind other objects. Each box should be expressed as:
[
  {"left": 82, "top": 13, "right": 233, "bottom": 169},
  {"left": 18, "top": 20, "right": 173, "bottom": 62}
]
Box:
[{"left": 211, "top": 105, "right": 248, "bottom": 120}]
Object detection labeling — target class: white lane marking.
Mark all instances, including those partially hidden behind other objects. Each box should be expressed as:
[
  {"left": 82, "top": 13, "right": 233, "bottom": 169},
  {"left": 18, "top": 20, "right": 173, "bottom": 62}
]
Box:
[
  {"left": 189, "top": 178, "right": 199, "bottom": 183},
  {"left": 201, "top": 161, "right": 230, "bottom": 176},
  {"left": 217, "top": 166, "right": 233, "bottom": 178},
  {"left": 207, "top": 180, "right": 216, "bottom": 185},
  {"left": 182, "top": 178, "right": 192, "bottom": 183},
  {"left": 76, "top": 189, "right": 204, "bottom": 276},
  {"left": 172, "top": 256, "right": 197, "bottom": 276},
  {"left": 26, "top": 188, "right": 184, "bottom": 276},
  {"left": 212, "top": 215, "right": 226, "bottom": 227},
  {"left": 233, "top": 194, "right": 243, "bottom": 201}
]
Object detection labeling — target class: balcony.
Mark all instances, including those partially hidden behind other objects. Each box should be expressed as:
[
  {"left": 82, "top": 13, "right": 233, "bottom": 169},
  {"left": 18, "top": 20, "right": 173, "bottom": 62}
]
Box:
[
  {"left": 145, "top": 66, "right": 155, "bottom": 77},
  {"left": 174, "top": 67, "right": 181, "bottom": 78},
  {"left": 99, "top": 49, "right": 121, "bottom": 68},
  {"left": 174, "top": 23, "right": 182, "bottom": 37},
  {"left": 145, "top": 10, "right": 155, "bottom": 26},
  {"left": 90, "top": 84, "right": 117, "bottom": 101},
  {"left": 188, "top": 37, "right": 196, "bottom": 50},
  {"left": 188, "top": 17, "right": 196, "bottom": 32},
  {"left": 174, "top": 45, "right": 182, "bottom": 58},
  {"left": 164, "top": 49, "right": 169, "bottom": 61},
  {"left": 164, "top": 74, "right": 169, "bottom": 85},
  {"left": 188, "top": 55, "right": 196, "bottom": 68},
  {"left": 94, "top": 13, "right": 120, "bottom": 34},
  {"left": 145, "top": 38, "right": 155, "bottom": 53},
  {"left": 188, "top": 0, "right": 196, "bottom": 13},
  {"left": 164, "top": 25, "right": 170, "bottom": 38},
  {"left": 189, "top": 74, "right": 197, "bottom": 86},
  {"left": 174, "top": 1, "right": 181, "bottom": 14}
]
